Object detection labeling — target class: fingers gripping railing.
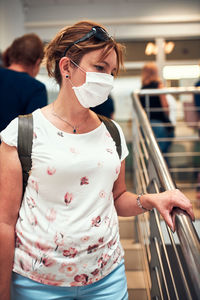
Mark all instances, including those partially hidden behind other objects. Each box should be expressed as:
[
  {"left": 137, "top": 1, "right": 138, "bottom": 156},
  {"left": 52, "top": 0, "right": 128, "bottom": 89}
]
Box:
[{"left": 132, "top": 89, "right": 200, "bottom": 299}]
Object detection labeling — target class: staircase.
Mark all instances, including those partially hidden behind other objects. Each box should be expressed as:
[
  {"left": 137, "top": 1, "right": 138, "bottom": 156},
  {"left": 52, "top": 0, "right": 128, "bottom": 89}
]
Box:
[{"left": 118, "top": 216, "right": 149, "bottom": 300}]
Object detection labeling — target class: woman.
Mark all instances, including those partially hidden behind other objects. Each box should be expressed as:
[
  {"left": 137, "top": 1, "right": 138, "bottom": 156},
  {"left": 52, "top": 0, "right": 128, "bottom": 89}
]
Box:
[
  {"left": 0, "top": 21, "right": 194, "bottom": 300},
  {"left": 0, "top": 33, "right": 48, "bottom": 132},
  {"left": 140, "top": 62, "right": 174, "bottom": 153}
]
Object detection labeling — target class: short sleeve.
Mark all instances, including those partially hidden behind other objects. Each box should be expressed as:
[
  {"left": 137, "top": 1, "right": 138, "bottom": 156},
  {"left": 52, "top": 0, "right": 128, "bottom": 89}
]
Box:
[
  {"left": 0, "top": 117, "right": 18, "bottom": 147},
  {"left": 112, "top": 120, "right": 129, "bottom": 161}
]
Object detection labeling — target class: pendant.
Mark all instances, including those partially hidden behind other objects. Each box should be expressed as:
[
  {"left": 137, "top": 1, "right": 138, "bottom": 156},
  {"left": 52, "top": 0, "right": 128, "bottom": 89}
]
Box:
[{"left": 73, "top": 128, "right": 76, "bottom": 134}]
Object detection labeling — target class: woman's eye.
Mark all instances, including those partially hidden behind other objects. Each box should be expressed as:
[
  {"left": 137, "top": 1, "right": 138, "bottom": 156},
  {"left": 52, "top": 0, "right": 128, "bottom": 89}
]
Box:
[{"left": 95, "top": 65, "right": 104, "bottom": 72}]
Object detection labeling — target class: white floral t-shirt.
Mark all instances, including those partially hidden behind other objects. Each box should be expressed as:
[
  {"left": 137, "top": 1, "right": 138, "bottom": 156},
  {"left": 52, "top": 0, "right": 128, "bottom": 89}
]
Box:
[{"left": 0, "top": 109, "right": 129, "bottom": 287}]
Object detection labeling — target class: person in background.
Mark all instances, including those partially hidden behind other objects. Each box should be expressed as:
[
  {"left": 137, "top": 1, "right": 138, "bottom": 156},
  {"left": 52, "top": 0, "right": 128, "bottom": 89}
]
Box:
[
  {"left": 194, "top": 78, "right": 200, "bottom": 204},
  {"left": 0, "top": 52, "right": 3, "bottom": 68},
  {"left": 140, "top": 62, "right": 174, "bottom": 154},
  {"left": 91, "top": 94, "right": 115, "bottom": 119},
  {"left": 194, "top": 78, "right": 200, "bottom": 112},
  {"left": 0, "top": 33, "right": 48, "bottom": 132},
  {"left": 0, "top": 21, "right": 194, "bottom": 300}
]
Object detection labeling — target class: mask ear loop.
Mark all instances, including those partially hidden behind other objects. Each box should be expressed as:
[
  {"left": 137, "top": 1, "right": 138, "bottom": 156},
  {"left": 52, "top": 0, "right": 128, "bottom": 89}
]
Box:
[
  {"left": 70, "top": 60, "right": 86, "bottom": 74},
  {"left": 68, "top": 60, "right": 87, "bottom": 88}
]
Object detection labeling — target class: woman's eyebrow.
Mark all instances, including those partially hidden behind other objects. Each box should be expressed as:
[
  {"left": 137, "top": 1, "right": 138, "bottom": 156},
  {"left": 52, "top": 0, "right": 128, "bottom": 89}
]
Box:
[
  {"left": 101, "top": 61, "right": 109, "bottom": 66},
  {"left": 101, "top": 61, "right": 117, "bottom": 71}
]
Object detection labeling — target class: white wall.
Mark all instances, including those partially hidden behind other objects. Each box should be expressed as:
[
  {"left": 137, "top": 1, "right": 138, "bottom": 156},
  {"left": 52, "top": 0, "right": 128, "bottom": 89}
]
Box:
[
  {"left": 23, "top": 0, "right": 200, "bottom": 41},
  {"left": 1, "top": 0, "right": 199, "bottom": 50},
  {"left": 0, "top": 0, "right": 25, "bottom": 51}
]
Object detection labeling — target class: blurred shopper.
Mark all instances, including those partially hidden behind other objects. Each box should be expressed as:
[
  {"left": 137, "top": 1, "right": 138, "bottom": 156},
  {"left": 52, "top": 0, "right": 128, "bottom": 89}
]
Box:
[
  {"left": 194, "top": 78, "right": 200, "bottom": 117},
  {"left": 140, "top": 62, "right": 174, "bottom": 154},
  {"left": 194, "top": 78, "right": 200, "bottom": 204},
  {"left": 91, "top": 94, "right": 115, "bottom": 119},
  {"left": 0, "top": 21, "right": 194, "bottom": 300},
  {"left": 0, "top": 33, "right": 48, "bottom": 132}
]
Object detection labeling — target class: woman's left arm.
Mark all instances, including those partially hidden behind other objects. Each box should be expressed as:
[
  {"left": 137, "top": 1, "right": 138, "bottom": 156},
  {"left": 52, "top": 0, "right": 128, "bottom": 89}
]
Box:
[{"left": 113, "top": 161, "right": 195, "bottom": 231}]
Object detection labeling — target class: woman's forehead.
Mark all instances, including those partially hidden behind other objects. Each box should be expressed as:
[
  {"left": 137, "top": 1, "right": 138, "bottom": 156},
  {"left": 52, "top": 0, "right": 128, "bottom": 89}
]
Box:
[{"left": 83, "top": 48, "right": 117, "bottom": 65}]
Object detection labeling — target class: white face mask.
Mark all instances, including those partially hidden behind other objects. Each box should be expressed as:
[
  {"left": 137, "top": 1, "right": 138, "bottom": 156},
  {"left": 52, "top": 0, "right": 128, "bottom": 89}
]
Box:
[{"left": 70, "top": 61, "right": 114, "bottom": 108}]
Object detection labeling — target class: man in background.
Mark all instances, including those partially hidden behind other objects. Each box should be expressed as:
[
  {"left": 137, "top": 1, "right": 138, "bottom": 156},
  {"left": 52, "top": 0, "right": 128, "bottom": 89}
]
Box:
[{"left": 0, "top": 33, "right": 48, "bottom": 132}]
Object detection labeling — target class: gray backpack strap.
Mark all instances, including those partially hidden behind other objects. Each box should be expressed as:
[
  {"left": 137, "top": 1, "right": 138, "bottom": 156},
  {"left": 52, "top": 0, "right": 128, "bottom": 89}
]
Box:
[
  {"left": 98, "top": 114, "right": 122, "bottom": 159},
  {"left": 18, "top": 114, "right": 33, "bottom": 195}
]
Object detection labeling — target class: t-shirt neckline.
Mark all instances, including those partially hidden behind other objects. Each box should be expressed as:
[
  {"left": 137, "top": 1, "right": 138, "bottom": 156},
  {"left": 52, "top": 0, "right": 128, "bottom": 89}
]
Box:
[{"left": 36, "top": 108, "right": 104, "bottom": 136}]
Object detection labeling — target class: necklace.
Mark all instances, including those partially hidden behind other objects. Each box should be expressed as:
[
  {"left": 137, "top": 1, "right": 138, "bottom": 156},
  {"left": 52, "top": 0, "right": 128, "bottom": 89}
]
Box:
[{"left": 52, "top": 102, "right": 78, "bottom": 134}]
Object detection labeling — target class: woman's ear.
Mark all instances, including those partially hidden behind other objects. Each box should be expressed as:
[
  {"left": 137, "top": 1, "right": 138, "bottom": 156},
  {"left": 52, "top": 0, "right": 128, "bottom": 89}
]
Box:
[{"left": 59, "top": 57, "right": 70, "bottom": 78}]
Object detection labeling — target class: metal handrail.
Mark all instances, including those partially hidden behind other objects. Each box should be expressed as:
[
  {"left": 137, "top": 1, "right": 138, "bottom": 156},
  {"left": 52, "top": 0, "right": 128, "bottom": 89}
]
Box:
[
  {"left": 136, "top": 86, "right": 200, "bottom": 95},
  {"left": 132, "top": 87, "right": 200, "bottom": 298}
]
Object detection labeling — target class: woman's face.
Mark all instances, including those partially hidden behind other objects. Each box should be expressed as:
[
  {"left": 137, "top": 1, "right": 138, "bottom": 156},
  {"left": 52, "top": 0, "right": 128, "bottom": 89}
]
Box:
[{"left": 69, "top": 48, "right": 117, "bottom": 87}]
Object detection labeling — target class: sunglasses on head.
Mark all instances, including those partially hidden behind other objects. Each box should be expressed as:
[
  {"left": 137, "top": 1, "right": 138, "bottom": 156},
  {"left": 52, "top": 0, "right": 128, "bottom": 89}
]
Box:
[{"left": 63, "top": 26, "right": 111, "bottom": 57}]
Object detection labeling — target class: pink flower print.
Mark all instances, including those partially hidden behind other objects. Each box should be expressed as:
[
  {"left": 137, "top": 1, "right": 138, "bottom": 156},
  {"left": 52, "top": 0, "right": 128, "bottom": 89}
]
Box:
[
  {"left": 80, "top": 176, "right": 89, "bottom": 185},
  {"left": 47, "top": 167, "right": 56, "bottom": 175},
  {"left": 91, "top": 269, "right": 100, "bottom": 276},
  {"left": 63, "top": 247, "right": 77, "bottom": 258},
  {"left": 70, "top": 147, "right": 76, "bottom": 153},
  {"left": 27, "top": 196, "right": 36, "bottom": 208},
  {"left": 87, "top": 278, "right": 94, "bottom": 285},
  {"left": 99, "top": 190, "right": 106, "bottom": 198},
  {"left": 64, "top": 192, "right": 73, "bottom": 205},
  {"left": 19, "top": 259, "right": 31, "bottom": 272},
  {"left": 35, "top": 241, "right": 51, "bottom": 252},
  {"left": 59, "top": 263, "right": 78, "bottom": 277},
  {"left": 28, "top": 215, "right": 38, "bottom": 226},
  {"left": 30, "top": 180, "right": 39, "bottom": 193},
  {"left": 97, "top": 161, "right": 103, "bottom": 168},
  {"left": 106, "top": 131, "right": 111, "bottom": 138},
  {"left": 74, "top": 274, "right": 88, "bottom": 285},
  {"left": 55, "top": 233, "right": 64, "bottom": 249},
  {"left": 116, "top": 165, "right": 120, "bottom": 174},
  {"left": 15, "top": 235, "right": 22, "bottom": 248},
  {"left": 46, "top": 208, "right": 57, "bottom": 222},
  {"left": 98, "top": 254, "right": 110, "bottom": 268},
  {"left": 113, "top": 246, "right": 121, "bottom": 264},
  {"left": 42, "top": 256, "right": 55, "bottom": 267},
  {"left": 87, "top": 244, "right": 99, "bottom": 254},
  {"left": 33, "top": 132, "right": 37, "bottom": 139},
  {"left": 106, "top": 148, "right": 113, "bottom": 154},
  {"left": 104, "top": 216, "right": 111, "bottom": 226},
  {"left": 81, "top": 236, "right": 90, "bottom": 242},
  {"left": 108, "top": 237, "right": 117, "bottom": 249},
  {"left": 70, "top": 147, "right": 79, "bottom": 154},
  {"left": 91, "top": 216, "right": 101, "bottom": 227},
  {"left": 98, "top": 237, "right": 104, "bottom": 244},
  {"left": 24, "top": 244, "right": 36, "bottom": 259}
]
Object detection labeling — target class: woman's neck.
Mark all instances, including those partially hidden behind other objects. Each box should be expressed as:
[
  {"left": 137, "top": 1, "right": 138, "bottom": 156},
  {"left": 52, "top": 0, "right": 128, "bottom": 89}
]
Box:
[{"left": 55, "top": 96, "right": 90, "bottom": 124}]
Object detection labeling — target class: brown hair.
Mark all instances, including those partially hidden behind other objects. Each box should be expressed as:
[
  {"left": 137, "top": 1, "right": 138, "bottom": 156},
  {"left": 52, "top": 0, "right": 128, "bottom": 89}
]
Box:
[
  {"left": 141, "top": 62, "right": 160, "bottom": 86},
  {"left": 44, "top": 20, "right": 125, "bottom": 86},
  {"left": 2, "top": 33, "right": 44, "bottom": 67}
]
